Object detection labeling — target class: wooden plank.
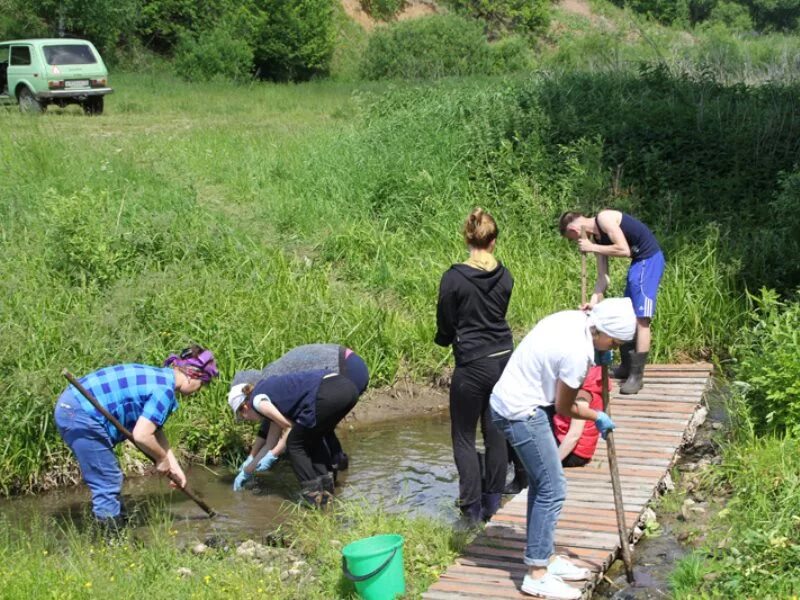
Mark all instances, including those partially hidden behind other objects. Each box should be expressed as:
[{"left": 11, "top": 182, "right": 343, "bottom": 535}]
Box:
[{"left": 422, "top": 363, "right": 711, "bottom": 599}]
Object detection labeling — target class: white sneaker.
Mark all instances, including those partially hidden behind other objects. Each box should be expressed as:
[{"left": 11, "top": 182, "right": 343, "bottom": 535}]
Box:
[
  {"left": 521, "top": 573, "right": 581, "bottom": 599},
  {"left": 547, "top": 555, "right": 591, "bottom": 581}
]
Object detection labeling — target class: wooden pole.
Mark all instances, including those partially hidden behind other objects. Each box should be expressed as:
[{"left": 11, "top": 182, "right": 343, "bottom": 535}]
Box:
[
  {"left": 62, "top": 369, "right": 217, "bottom": 518},
  {"left": 601, "top": 364, "right": 635, "bottom": 583},
  {"left": 580, "top": 226, "right": 588, "bottom": 306}
]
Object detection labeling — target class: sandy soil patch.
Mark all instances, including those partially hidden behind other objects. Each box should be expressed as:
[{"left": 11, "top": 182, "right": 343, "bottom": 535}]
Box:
[{"left": 341, "top": 0, "right": 439, "bottom": 31}]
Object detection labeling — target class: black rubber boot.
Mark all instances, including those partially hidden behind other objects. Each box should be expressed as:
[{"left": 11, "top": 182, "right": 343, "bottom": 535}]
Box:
[
  {"left": 503, "top": 467, "right": 528, "bottom": 495},
  {"left": 621, "top": 351, "right": 648, "bottom": 395},
  {"left": 480, "top": 492, "right": 502, "bottom": 522},
  {"left": 332, "top": 451, "right": 349, "bottom": 471},
  {"left": 612, "top": 343, "right": 635, "bottom": 379},
  {"left": 320, "top": 472, "right": 335, "bottom": 508},
  {"left": 459, "top": 501, "right": 482, "bottom": 526},
  {"left": 299, "top": 477, "right": 324, "bottom": 509},
  {"left": 94, "top": 514, "right": 127, "bottom": 544}
]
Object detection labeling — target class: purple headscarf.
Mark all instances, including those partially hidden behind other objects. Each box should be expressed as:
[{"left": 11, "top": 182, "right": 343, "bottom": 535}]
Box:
[{"left": 164, "top": 346, "right": 219, "bottom": 383}]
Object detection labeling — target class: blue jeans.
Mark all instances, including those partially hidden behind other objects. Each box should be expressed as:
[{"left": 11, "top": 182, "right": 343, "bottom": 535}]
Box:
[
  {"left": 54, "top": 391, "right": 123, "bottom": 519},
  {"left": 491, "top": 406, "right": 566, "bottom": 567}
]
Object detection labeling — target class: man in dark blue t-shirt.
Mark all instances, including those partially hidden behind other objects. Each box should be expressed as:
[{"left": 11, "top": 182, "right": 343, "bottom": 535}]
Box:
[{"left": 559, "top": 210, "right": 665, "bottom": 394}]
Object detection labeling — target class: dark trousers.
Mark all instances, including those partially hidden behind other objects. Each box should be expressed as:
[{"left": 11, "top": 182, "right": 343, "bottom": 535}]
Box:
[
  {"left": 287, "top": 375, "right": 359, "bottom": 483},
  {"left": 450, "top": 353, "right": 510, "bottom": 506}
]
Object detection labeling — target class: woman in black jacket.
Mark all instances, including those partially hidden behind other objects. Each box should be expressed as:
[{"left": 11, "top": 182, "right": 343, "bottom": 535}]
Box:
[{"left": 435, "top": 207, "right": 514, "bottom": 523}]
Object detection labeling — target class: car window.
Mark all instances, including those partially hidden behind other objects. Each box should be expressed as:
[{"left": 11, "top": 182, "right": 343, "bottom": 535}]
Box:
[
  {"left": 0, "top": 46, "right": 8, "bottom": 64},
  {"left": 43, "top": 44, "right": 97, "bottom": 65},
  {"left": 10, "top": 46, "right": 31, "bottom": 66}
]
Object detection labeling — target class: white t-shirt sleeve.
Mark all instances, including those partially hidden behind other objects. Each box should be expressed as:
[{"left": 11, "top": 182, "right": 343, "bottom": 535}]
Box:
[{"left": 559, "top": 353, "right": 589, "bottom": 390}]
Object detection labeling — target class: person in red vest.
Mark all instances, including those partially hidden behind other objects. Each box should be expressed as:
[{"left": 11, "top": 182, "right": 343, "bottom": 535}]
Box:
[
  {"left": 552, "top": 366, "right": 609, "bottom": 467},
  {"left": 504, "top": 365, "right": 610, "bottom": 494}
]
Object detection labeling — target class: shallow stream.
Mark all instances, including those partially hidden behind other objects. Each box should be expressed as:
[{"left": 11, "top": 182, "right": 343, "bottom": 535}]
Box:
[
  {"left": 0, "top": 414, "right": 461, "bottom": 542},
  {"left": 1, "top": 400, "right": 725, "bottom": 596}
]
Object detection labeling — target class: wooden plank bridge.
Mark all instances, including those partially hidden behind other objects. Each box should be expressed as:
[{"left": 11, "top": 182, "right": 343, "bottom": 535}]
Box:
[{"left": 423, "top": 363, "right": 714, "bottom": 599}]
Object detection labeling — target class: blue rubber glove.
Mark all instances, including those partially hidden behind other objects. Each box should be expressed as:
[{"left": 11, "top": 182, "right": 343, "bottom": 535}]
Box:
[
  {"left": 595, "top": 411, "right": 616, "bottom": 440},
  {"left": 594, "top": 350, "right": 613, "bottom": 366},
  {"left": 233, "top": 469, "right": 252, "bottom": 491},
  {"left": 255, "top": 451, "right": 278, "bottom": 473},
  {"left": 240, "top": 455, "right": 254, "bottom": 471}
]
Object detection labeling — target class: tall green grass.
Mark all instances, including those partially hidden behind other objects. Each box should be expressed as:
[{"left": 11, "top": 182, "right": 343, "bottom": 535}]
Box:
[
  {"left": 7, "top": 60, "right": 796, "bottom": 492},
  {"left": 670, "top": 394, "right": 800, "bottom": 597}
]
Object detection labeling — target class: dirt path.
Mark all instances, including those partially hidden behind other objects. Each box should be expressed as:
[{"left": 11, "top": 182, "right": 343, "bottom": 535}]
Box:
[
  {"left": 340, "top": 0, "right": 438, "bottom": 31},
  {"left": 343, "top": 377, "right": 450, "bottom": 428},
  {"left": 559, "top": 0, "right": 594, "bottom": 19}
]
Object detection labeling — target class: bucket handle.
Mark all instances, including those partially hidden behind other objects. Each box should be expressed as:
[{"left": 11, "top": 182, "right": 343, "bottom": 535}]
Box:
[{"left": 342, "top": 547, "right": 398, "bottom": 583}]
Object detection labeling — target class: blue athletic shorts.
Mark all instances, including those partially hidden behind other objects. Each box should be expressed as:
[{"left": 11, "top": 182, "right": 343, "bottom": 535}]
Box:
[{"left": 625, "top": 251, "right": 665, "bottom": 319}]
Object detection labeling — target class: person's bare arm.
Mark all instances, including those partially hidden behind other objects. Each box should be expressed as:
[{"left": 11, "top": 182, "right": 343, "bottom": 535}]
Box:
[
  {"left": 245, "top": 399, "right": 293, "bottom": 474},
  {"left": 586, "top": 211, "right": 631, "bottom": 258},
  {"left": 555, "top": 382, "right": 598, "bottom": 421},
  {"left": 557, "top": 397, "right": 590, "bottom": 461},
  {"left": 132, "top": 417, "right": 187, "bottom": 488},
  {"left": 249, "top": 436, "right": 266, "bottom": 458}
]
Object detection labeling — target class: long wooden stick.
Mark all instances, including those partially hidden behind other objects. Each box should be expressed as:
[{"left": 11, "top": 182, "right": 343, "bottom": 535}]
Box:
[
  {"left": 601, "top": 365, "right": 635, "bottom": 583},
  {"left": 580, "top": 226, "right": 588, "bottom": 305},
  {"left": 62, "top": 369, "right": 217, "bottom": 518}
]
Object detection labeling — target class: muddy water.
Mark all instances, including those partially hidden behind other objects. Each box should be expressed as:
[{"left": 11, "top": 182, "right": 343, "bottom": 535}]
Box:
[
  {"left": 1, "top": 392, "right": 727, "bottom": 595},
  {"left": 0, "top": 414, "right": 461, "bottom": 542},
  {"left": 594, "top": 387, "right": 728, "bottom": 599}
]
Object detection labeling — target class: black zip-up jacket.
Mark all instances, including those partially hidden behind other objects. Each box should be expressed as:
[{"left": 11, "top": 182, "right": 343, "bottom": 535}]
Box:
[{"left": 435, "top": 262, "right": 514, "bottom": 366}]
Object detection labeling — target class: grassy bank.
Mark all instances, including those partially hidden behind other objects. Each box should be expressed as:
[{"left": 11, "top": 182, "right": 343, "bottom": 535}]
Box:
[
  {"left": 670, "top": 395, "right": 800, "bottom": 597},
  {"left": 6, "top": 59, "right": 800, "bottom": 492},
  {"left": 0, "top": 501, "right": 466, "bottom": 599}
]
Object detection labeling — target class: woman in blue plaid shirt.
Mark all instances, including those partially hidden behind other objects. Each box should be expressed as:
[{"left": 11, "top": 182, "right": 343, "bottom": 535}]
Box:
[{"left": 54, "top": 346, "right": 219, "bottom": 527}]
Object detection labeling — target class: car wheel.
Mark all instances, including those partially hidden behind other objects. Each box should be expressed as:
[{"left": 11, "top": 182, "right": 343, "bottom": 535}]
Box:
[
  {"left": 82, "top": 96, "right": 104, "bottom": 116},
  {"left": 18, "top": 87, "right": 44, "bottom": 114}
]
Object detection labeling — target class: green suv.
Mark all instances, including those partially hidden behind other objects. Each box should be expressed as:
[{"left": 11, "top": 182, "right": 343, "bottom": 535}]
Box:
[{"left": 0, "top": 38, "right": 112, "bottom": 114}]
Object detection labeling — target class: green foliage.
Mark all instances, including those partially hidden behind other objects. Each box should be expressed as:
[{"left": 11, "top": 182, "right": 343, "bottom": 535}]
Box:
[
  {"left": 742, "top": 0, "right": 800, "bottom": 31},
  {"left": 360, "top": 15, "right": 489, "bottom": 80},
  {"left": 17, "top": 0, "right": 140, "bottom": 56},
  {"left": 707, "top": 0, "right": 755, "bottom": 29},
  {"left": 446, "top": 0, "right": 550, "bottom": 37},
  {"left": 671, "top": 432, "right": 800, "bottom": 597},
  {"left": 174, "top": 24, "right": 255, "bottom": 83},
  {"left": 137, "top": 0, "right": 242, "bottom": 53},
  {"left": 251, "top": 0, "right": 337, "bottom": 81},
  {"left": 360, "top": 14, "right": 532, "bottom": 80},
  {"left": 360, "top": 0, "right": 407, "bottom": 21},
  {"left": 731, "top": 288, "right": 800, "bottom": 434},
  {"left": 612, "top": 0, "right": 800, "bottom": 31},
  {"left": 614, "top": 0, "right": 694, "bottom": 25}
]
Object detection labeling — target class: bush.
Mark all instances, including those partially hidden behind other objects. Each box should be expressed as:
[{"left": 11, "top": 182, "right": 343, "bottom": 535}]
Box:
[
  {"left": 174, "top": 24, "right": 255, "bottom": 83},
  {"left": 743, "top": 0, "right": 800, "bottom": 31},
  {"left": 445, "top": 0, "right": 550, "bottom": 38},
  {"left": 732, "top": 288, "right": 800, "bottom": 434},
  {"left": 707, "top": 0, "right": 755, "bottom": 30},
  {"left": 360, "top": 0, "right": 406, "bottom": 21},
  {"left": 5, "top": 0, "right": 139, "bottom": 57},
  {"left": 251, "top": 0, "right": 337, "bottom": 81},
  {"left": 360, "top": 15, "right": 493, "bottom": 80},
  {"left": 487, "top": 35, "right": 536, "bottom": 73}
]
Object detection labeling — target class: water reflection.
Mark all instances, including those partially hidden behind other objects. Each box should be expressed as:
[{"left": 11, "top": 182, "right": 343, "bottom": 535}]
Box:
[{"left": 0, "top": 414, "right": 460, "bottom": 541}]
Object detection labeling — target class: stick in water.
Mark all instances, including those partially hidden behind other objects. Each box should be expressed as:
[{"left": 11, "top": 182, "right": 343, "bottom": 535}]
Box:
[
  {"left": 600, "top": 363, "right": 635, "bottom": 583},
  {"left": 62, "top": 369, "right": 217, "bottom": 518}
]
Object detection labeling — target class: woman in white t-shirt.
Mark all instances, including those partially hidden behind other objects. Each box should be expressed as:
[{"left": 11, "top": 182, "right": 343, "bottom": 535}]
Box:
[{"left": 489, "top": 298, "right": 636, "bottom": 600}]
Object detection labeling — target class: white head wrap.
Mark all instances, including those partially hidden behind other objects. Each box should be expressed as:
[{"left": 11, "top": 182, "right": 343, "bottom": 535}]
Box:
[
  {"left": 227, "top": 383, "right": 248, "bottom": 415},
  {"left": 589, "top": 297, "right": 637, "bottom": 341}
]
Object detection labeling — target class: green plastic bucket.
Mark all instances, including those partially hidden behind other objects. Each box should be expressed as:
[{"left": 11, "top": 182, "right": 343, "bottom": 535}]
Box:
[{"left": 342, "top": 534, "right": 405, "bottom": 600}]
